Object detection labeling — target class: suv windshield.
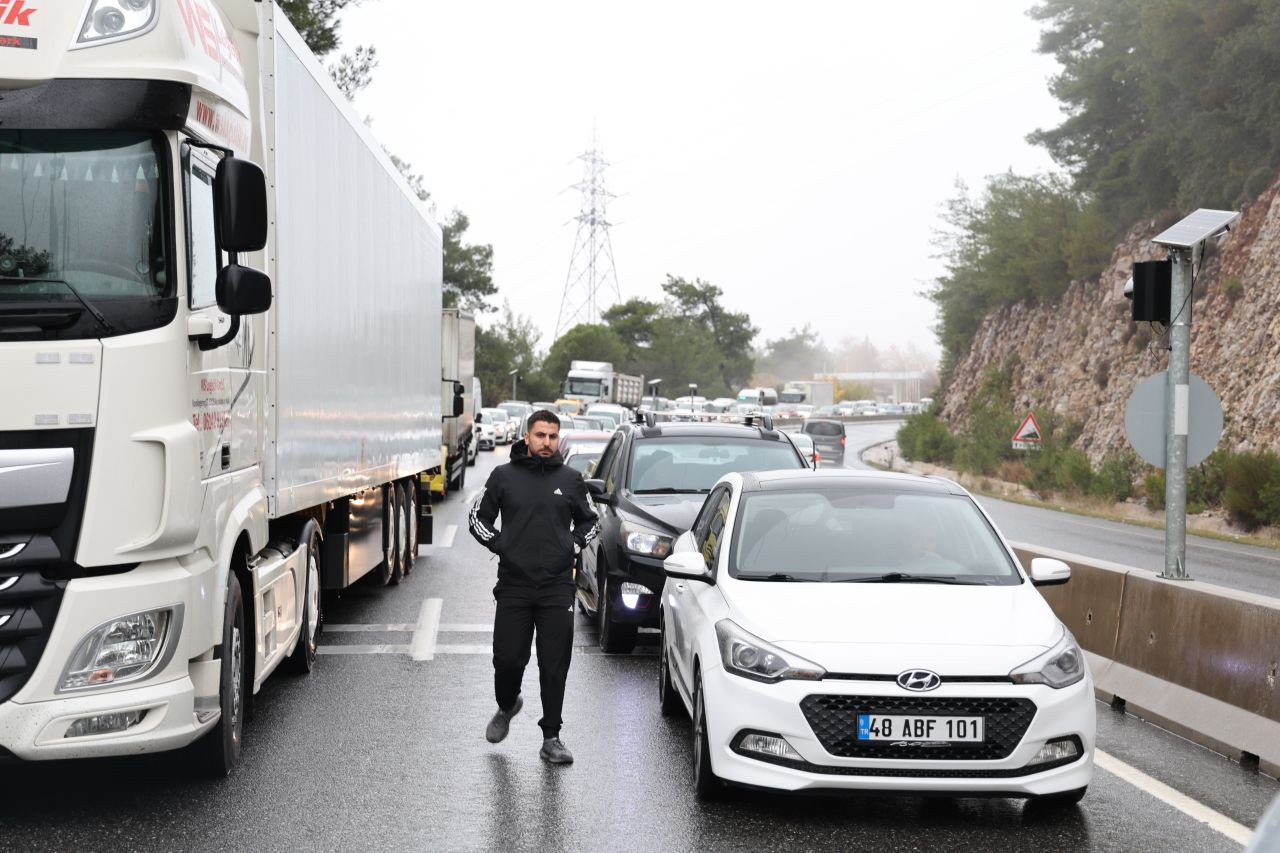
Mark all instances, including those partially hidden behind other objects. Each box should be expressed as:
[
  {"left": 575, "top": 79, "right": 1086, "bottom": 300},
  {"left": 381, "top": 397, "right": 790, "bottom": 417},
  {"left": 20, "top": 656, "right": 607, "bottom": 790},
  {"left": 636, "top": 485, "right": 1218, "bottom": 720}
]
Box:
[
  {"left": 0, "top": 130, "right": 173, "bottom": 340},
  {"left": 804, "top": 420, "right": 844, "bottom": 437},
  {"left": 730, "top": 489, "right": 1020, "bottom": 584},
  {"left": 627, "top": 436, "right": 803, "bottom": 494}
]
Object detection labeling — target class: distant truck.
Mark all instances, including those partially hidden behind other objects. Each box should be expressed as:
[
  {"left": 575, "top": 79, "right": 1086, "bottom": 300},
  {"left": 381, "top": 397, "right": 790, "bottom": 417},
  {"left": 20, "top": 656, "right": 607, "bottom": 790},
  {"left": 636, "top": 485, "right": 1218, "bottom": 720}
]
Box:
[
  {"left": 779, "top": 380, "right": 835, "bottom": 407},
  {"left": 432, "top": 308, "right": 475, "bottom": 496},
  {"left": 563, "top": 361, "right": 643, "bottom": 407}
]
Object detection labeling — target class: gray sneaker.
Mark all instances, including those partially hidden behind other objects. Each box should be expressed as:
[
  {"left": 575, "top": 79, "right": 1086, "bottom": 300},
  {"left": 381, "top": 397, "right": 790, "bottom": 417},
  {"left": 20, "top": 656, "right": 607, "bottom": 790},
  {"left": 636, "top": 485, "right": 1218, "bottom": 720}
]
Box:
[
  {"left": 485, "top": 695, "right": 523, "bottom": 744},
  {"left": 540, "top": 737, "right": 574, "bottom": 765}
]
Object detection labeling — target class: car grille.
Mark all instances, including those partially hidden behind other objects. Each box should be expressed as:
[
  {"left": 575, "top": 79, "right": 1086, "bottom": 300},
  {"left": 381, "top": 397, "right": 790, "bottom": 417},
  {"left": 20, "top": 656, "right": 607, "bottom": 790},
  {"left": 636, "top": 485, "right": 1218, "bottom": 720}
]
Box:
[{"left": 800, "top": 694, "right": 1036, "bottom": 761}]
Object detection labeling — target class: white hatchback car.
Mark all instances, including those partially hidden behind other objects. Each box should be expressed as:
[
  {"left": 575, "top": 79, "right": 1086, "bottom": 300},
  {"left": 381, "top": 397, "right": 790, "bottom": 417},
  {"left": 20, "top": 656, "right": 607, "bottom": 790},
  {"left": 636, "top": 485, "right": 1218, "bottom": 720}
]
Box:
[{"left": 659, "top": 469, "right": 1095, "bottom": 803}]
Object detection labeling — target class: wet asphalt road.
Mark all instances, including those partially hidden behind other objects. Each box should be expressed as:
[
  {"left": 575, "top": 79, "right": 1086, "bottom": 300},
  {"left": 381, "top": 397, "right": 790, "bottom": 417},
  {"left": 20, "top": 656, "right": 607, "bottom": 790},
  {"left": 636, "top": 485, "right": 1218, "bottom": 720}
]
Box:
[{"left": 0, "top": 445, "right": 1276, "bottom": 852}]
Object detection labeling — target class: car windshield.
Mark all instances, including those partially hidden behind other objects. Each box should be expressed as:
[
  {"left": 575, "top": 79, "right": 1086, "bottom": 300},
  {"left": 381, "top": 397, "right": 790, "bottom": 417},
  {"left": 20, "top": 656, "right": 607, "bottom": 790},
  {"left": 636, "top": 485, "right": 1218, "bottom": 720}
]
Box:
[
  {"left": 566, "top": 451, "right": 602, "bottom": 474},
  {"left": 730, "top": 489, "right": 1020, "bottom": 584},
  {"left": 588, "top": 409, "right": 622, "bottom": 427},
  {"left": 482, "top": 408, "right": 508, "bottom": 422},
  {"left": 499, "top": 404, "right": 528, "bottom": 419},
  {"left": 627, "top": 437, "right": 803, "bottom": 494},
  {"left": 0, "top": 130, "right": 173, "bottom": 339},
  {"left": 804, "top": 421, "right": 844, "bottom": 437}
]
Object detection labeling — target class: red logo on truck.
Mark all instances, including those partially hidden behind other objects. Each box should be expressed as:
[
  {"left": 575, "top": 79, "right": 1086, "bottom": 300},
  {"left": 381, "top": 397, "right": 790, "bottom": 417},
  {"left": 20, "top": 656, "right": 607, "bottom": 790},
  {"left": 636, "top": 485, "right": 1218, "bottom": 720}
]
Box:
[{"left": 0, "top": 0, "right": 36, "bottom": 27}]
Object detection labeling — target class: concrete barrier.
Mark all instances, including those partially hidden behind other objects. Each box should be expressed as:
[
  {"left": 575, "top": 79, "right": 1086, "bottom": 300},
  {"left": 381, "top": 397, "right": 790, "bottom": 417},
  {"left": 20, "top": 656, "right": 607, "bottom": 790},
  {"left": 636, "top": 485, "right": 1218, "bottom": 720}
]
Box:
[{"left": 1011, "top": 541, "right": 1280, "bottom": 778}]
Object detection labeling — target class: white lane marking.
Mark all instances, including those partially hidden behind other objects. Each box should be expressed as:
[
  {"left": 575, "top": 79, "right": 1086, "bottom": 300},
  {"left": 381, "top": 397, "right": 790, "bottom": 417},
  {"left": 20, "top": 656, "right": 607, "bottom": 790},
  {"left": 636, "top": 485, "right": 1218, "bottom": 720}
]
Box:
[
  {"left": 1095, "top": 749, "right": 1253, "bottom": 846},
  {"left": 317, "top": 644, "right": 411, "bottom": 655},
  {"left": 418, "top": 523, "right": 458, "bottom": 556},
  {"left": 439, "top": 623, "right": 494, "bottom": 632},
  {"left": 410, "top": 597, "right": 443, "bottom": 661},
  {"left": 325, "top": 623, "right": 418, "bottom": 633},
  {"left": 465, "top": 488, "right": 482, "bottom": 505},
  {"left": 434, "top": 644, "right": 493, "bottom": 655}
]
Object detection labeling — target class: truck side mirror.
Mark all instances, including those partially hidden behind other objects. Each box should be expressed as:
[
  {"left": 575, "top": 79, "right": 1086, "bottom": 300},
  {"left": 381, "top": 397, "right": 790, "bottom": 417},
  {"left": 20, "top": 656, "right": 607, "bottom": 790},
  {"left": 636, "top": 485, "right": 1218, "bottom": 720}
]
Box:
[
  {"left": 216, "top": 265, "right": 272, "bottom": 316},
  {"left": 453, "top": 382, "right": 465, "bottom": 417},
  {"left": 215, "top": 157, "right": 268, "bottom": 253}
]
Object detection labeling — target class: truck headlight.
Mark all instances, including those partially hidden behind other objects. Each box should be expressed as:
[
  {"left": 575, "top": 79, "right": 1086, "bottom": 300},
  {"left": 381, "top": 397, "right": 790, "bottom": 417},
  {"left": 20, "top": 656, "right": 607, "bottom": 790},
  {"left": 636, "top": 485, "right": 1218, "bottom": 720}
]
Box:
[
  {"left": 59, "top": 606, "right": 181, "bottom": 691},
  {"left": 620, "top": 521, "right": 673, "bottom": 558},
  {"left": 715, "top": 619, "right": 825, "bottom": 684},
  {"left": 1009, "top": 628, "right": 1085, "bottom": 689},
  {"left": 74, "top": 0, "right": 158, "bottom": 48}
]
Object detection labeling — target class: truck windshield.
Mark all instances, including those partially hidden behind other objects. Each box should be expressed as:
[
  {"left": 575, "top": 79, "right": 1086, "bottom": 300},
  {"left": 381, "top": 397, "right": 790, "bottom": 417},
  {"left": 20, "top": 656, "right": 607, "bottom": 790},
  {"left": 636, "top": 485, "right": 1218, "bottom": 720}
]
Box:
[
  {"left": 0, "top": 130, "right": 174, "bottom": 340},
  {"left": 566, "top": 379, "right": 603, "bottom": 396}
]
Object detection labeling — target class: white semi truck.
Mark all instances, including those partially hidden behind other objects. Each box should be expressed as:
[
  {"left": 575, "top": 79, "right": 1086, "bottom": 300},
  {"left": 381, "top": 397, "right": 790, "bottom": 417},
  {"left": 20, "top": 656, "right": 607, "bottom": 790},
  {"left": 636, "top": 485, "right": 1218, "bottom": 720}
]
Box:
[
  {"left": 562, "top": 360, "right": 642, "bottom": 407},
  {"left": 0, "top": 0, "right": 444, "bottom": 774}
]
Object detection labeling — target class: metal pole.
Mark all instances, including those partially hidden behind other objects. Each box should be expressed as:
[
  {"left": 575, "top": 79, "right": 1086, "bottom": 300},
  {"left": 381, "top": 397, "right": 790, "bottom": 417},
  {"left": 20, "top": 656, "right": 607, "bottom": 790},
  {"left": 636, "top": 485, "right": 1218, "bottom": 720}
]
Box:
[
  {"left": 511, "top": 372, "right": 518, "bottom": 402},
  {"left": 1162, "top": 248, "right": 1192, "bottom": 580}
]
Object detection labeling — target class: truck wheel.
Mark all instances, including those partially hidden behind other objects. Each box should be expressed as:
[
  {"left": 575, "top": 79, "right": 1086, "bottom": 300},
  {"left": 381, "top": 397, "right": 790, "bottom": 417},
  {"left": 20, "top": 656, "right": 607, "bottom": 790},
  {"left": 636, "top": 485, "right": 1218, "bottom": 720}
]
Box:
[
  {"left": 288, "top": 526, "right": 322, "bottom": 674},
  {"left": 198, "top": 572, "right": 246, "bottom": 777},
  {"left": 379, "top": 485, "right": 401, "bottom": 586},
  {"left": 402, "top": 482, "right": 418, "bottom": 578},
  {"left": 598, "top": 574, "right": 638, "bottom": 654}
]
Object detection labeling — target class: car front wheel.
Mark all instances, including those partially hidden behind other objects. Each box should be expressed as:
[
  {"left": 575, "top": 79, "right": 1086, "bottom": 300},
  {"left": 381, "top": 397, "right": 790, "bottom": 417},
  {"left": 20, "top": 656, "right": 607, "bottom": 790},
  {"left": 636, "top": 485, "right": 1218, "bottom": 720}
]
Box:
[{"left": 692, "top": 672, "right": 723, "bottom": 799}]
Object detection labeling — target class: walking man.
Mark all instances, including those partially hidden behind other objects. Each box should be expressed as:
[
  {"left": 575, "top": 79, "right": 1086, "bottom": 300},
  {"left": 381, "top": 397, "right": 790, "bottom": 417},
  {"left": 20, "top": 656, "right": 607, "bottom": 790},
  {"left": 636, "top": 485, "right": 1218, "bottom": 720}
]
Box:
[{"left": 468, "top": 410, "right": 599, "bottom": 764}]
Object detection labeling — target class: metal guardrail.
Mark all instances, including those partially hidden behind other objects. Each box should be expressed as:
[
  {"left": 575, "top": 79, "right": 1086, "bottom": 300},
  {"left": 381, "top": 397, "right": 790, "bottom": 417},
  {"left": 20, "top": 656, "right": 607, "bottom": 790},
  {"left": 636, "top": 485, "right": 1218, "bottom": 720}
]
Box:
[{"left": 1011, "top": 542, "right": 1280, "bottom": 777}]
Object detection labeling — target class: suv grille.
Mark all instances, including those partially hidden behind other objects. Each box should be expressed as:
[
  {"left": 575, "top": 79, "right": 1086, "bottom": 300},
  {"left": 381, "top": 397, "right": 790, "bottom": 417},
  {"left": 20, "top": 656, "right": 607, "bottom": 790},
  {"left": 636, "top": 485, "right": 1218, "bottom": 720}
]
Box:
[{"left": 800, "top": 694, "right": 1036, "bottom": 761}]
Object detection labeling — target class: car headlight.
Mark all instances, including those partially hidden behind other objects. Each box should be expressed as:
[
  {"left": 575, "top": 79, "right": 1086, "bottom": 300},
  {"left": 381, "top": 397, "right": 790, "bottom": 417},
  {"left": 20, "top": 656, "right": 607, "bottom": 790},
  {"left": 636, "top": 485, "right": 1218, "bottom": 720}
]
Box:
[
  {"left": 59, "top": 606, "right": 180, "bottom": 691},
  {"left": 620, "top": 521, "right": 673, "bottom": 558},
  {"left": 715, "top": 619, "right": 825, "bottom": 684},
  {"left": 1009, "top": 628, "right": 1085, "bottom": 689},
  {"left": 74, "top": 0, "right": 159, "bottom": 48}
]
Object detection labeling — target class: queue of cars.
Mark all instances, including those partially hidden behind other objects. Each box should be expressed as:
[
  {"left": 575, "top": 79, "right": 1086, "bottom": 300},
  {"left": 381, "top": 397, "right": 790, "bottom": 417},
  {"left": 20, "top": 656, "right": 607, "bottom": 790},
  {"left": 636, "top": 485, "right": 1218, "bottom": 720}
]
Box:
[{"left": 479, "top": 399, "right": 1096, "bottom": 806}]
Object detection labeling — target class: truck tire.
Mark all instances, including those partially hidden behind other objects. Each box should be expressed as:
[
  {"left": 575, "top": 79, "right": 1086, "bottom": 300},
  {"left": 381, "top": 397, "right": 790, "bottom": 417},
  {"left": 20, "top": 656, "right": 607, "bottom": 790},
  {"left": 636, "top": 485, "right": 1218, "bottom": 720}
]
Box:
[
  {"left": 401, "top": 482, "right": 418, "bottom": 578},
  {"left": 198, "top": 572, "right": 246, "bottom": 777},
  {"left": 288, "top": 524, "right": 322, "bottom": 674},
  {"left": 379, "top": 485, "right": 401, "bottom": 586}
]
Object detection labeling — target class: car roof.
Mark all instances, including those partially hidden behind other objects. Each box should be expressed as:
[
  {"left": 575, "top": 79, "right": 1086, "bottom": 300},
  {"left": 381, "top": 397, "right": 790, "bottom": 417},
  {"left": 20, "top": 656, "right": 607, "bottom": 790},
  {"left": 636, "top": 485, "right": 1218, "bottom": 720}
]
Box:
[
  {"left": 560, "top": 430, "right": 614, "bottom": 441},
  {"left": 738, "top": 468, "right": 967, "bottom": 496},
  {"left": 624, "top": 421, "right": 789, "bottom": 440}
]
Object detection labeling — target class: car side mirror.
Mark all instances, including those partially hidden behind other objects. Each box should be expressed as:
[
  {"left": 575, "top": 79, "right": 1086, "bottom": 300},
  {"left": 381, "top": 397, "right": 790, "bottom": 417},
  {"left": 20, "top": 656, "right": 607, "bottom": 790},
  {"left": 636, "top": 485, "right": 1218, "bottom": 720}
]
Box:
[
  {"left": 216, "top": 264, "right": 272, "bottom": 316},
  {"left": 671, "top": 530, "right": 696, "bottom": 554},
  {"left": 453, "top": 382, "right": 465, "bottom": 417},
  {"left": 584, "top": 478, "right": 613, "bottom": 505},
  {"left": 665, "top": 551, "right": 713, "bottom": 583},
  {"left": 214, "top": 157, "right": 268, "bottom": 253},
  {"left": 1029, "top": 557, "right": 1071, "bottom": 586}
]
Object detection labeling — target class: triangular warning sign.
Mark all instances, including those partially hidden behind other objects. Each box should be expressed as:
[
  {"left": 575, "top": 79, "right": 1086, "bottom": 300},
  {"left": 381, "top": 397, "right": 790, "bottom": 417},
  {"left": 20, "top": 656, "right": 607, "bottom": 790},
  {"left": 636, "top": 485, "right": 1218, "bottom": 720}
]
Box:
[{"left": 1012, "top": 412, "right": 1042, "bottom": 443}]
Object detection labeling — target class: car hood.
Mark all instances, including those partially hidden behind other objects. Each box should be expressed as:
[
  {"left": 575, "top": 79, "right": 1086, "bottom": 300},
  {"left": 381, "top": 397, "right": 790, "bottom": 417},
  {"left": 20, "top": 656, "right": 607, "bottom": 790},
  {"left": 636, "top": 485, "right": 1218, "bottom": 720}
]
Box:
[
  {"left": 626, "top": 494, "right": 705, "bottom": 534},
  {"left": 720, "top": 581, "right": 1062, "bottom": 674}
]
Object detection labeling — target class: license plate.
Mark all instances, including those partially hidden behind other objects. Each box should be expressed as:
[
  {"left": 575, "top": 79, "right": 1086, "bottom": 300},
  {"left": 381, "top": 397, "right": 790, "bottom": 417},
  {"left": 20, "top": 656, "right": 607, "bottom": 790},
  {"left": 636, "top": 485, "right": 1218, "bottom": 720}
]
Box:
[{"left": 857, "top": 714, "right": 984, "bottom": 742}]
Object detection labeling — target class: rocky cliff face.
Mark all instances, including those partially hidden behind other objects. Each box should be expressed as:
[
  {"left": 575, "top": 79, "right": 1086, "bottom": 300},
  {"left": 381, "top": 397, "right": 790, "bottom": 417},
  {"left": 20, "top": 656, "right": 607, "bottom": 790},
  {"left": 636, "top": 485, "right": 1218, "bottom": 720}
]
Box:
[{"left": 941, "top": 176, "right": 1280, "bottom": 460}]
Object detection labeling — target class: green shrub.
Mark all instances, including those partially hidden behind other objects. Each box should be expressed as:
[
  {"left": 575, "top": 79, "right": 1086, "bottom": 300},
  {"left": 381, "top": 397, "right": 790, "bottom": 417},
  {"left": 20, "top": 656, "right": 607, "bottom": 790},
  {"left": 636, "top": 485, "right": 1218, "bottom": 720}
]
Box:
[
  {"left": 1221, "top": 276, "right": 1243, "bottom": 302},
  {"left": 1223, "top": 450, "right": 1280, "bottom": 530},
  {"left": 896, "top": 409, "right": 956, "bottom": 464},
  {"left": 1145, "top": 472, "right": 1165, "bottom": 511},
  {"left": 1090, "top": 451, "right": 1141, "bottom": 502},
  {"left": 1188, "top": 449, "right": 1227, "bottom": 508}
]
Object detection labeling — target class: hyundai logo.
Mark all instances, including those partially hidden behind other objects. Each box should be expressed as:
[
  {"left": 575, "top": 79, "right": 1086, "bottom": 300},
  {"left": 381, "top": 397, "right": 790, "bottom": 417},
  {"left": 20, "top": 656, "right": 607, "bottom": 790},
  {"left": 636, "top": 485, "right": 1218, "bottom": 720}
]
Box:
[{"left": 896, "top": 669, "right": 942, "bottom": 692}]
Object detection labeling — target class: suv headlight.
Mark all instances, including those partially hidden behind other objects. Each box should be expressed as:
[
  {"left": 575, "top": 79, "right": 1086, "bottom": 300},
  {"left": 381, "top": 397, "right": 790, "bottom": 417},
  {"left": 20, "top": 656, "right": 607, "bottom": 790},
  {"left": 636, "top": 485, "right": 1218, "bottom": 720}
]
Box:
[
  {"left": 59, "top": 606, "right": 181, "bottom": 691},
  {"left": 74, "top": 0, "right": 159, "bottom": 48},
  {"left": 620, "top": 521, "right": 673, "bottom": 558},
  {"left": 1009, "top": 628, "right": 1085, "bottom": 689},
  {"left": 715, "top": 619, "right": 825, "bottom": 684}
]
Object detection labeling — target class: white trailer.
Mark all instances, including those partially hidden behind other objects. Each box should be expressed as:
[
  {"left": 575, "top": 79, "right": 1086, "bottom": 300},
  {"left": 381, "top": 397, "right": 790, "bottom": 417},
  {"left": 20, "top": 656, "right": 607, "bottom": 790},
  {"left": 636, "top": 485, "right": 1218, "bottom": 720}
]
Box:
[{"left": 0, "top": 0, "right": 441, "bottom": 774}]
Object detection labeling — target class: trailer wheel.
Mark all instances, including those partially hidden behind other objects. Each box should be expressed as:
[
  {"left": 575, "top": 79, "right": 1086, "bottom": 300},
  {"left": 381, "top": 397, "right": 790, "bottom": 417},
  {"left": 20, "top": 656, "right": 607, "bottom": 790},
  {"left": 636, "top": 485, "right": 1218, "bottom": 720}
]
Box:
[
  {"left": 289, "top": 524, "right": 322, "bottom": 673},
  {"left": 401, "top": 483, "right": 417, "bottom": 578},
  {"left": 392, "top": 483, "right": 410, "bottom": 584},
  {"left": 198, "top": 572, "right": 246, "bottom": 777},
  {"left": 379, "top": 485, "right": 400, "bottom": 586}
]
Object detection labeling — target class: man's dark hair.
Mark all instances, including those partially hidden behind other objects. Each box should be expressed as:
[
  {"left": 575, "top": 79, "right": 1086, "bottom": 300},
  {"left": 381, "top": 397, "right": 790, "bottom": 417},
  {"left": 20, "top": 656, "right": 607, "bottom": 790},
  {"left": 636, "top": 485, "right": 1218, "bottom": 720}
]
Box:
[{"left": 527, "top": 409, "right": 561, "bottom": 431}]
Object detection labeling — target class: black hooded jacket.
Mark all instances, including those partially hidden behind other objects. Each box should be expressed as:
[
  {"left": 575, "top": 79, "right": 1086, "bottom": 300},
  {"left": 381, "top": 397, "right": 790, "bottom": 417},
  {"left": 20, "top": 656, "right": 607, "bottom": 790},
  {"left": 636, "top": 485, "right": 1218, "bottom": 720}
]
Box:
[{"left": 468, "top": 440, "right": 600, "bottom": 588}]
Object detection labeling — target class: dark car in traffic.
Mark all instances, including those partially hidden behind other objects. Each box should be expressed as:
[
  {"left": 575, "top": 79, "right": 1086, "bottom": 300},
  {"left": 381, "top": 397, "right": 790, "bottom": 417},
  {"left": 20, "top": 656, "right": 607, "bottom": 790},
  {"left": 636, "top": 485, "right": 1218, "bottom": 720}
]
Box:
[
  {"left": 579, "top": 415, "right": 809, "bottom": 652},
  {"left": 802, "top": 418, "right": 846, "bottom": 467}
]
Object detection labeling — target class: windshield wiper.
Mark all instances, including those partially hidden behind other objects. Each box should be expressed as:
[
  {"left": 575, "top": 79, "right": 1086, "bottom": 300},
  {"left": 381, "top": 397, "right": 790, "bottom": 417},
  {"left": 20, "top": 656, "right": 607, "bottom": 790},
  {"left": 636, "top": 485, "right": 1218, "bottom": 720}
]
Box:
[
  {"left": 632, "top": 487, "right": 707, "bottom": 494},
  {"left": 735, "top": 573, "right": 816, "bottom": 582},
  {"left": 835, "top": 572, "right": 983, "bottom": 585},
  {"left": 0, "top": 276, "right": 114, "bottom": 334}
]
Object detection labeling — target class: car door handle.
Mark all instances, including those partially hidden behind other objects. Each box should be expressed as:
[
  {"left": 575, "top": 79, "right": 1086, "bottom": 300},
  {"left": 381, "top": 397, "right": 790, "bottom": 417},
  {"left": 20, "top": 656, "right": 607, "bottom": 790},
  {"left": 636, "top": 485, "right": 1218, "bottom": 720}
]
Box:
[{"left": 674, "top": 583, "right": 685, "bottom": 591}]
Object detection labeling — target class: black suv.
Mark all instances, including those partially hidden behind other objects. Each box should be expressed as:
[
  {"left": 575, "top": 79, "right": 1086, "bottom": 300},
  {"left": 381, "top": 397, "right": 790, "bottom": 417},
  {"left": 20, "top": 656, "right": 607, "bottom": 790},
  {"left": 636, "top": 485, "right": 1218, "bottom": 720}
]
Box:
[{"left": 580, "top": 415, "right": 809, "bottom": 652}]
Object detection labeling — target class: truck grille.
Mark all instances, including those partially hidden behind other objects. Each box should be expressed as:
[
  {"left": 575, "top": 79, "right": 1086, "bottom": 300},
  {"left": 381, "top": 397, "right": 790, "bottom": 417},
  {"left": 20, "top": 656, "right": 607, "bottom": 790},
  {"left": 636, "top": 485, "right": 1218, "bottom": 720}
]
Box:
[
  {"left": 800, "top": 694, "right": 1037, "bottom": 761},
  {"left": 0, "top": 428, "right": 96, "bottom": 704}
]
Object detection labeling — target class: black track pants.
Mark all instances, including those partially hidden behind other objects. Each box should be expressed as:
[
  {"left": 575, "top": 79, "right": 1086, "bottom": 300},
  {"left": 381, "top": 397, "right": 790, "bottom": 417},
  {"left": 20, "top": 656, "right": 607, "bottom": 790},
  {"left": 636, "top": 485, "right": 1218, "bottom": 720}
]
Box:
[{"left": 492, "top": 583, "right": 576, "bottom": 738}]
